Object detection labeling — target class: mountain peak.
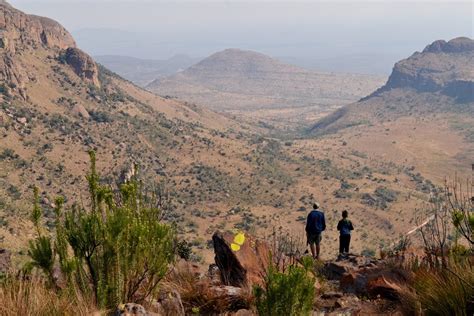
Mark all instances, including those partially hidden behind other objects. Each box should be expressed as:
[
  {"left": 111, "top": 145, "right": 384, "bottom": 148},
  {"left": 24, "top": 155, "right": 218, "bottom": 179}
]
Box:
[
  {"left": 186, "top": 48, "right": 302, "bottom": 76},
  {"left": 422, "top": 37, "right": 474, "bottom": 54},
  {"left": 367, "top": 37, "right": 474, "bottom": 102}
]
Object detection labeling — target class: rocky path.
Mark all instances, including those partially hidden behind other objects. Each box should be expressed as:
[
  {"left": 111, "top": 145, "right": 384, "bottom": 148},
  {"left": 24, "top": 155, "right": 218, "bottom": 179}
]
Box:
[{"left": 314, "top": 254, "right": 404, "bottom": 315}]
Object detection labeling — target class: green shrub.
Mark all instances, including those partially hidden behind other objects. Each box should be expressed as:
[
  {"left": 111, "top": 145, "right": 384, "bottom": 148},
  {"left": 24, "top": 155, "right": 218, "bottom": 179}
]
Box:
[
  {"left": 254, "top": 258, "right": 315, "bottom": 316},
  {"left": 27, "top": 151, "right": 176, "bottom": 309},
  {"left": 403, "top": 260, "right": 474, "bottom": 316},
  {"left": 375, "top": 186, "right": 398, "bottom": 203}
]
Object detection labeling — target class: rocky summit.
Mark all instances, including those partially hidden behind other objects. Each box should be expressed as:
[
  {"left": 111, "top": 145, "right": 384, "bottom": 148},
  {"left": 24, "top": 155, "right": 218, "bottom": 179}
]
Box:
[{"left": 372, "top": 37, "right": 474, "bottom": 102}]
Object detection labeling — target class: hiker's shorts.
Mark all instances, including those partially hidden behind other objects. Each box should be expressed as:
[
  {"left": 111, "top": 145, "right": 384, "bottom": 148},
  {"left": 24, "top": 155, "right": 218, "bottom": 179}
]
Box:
[{"left": 307, "top": 232, "right": 322, "bottom": 245}]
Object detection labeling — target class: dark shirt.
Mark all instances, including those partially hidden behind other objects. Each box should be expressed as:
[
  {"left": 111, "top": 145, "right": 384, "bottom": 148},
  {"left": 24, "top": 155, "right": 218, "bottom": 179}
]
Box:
[
  {"left": 305, "top": 210, "right": 326, "bottom": 234},
  {"left": 337, "top": 218, "right": 354, "bottom": 236}
]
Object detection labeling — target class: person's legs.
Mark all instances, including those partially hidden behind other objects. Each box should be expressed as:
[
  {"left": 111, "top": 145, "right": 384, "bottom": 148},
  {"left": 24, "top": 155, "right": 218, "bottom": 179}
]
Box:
[
  {"left": 345, "top": 235, "right": 351, "bottom": 253},
  {"left": 339, "top": 236, "right": 344, "bottom": 254},
  {"left": 315, "top": 233, "right": 322, "bottom": 259},
  {"left": 307, "top": 233, "right": 316, "bottom": 258},
  {"left": 310, "top": 243, "right": 316, "bottom": 258},
  {"left": 341, "top": 235, "right": 350, "bottom": 253}
]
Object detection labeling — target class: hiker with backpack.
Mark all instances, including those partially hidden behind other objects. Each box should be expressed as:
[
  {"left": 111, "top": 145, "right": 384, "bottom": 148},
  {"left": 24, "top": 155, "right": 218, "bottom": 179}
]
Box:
[
  {"left": 305, "top": 203, "right": 326, "bottom": 259},
  {"left": 337, "top": 210, "right": 354, "bottom": 255}
]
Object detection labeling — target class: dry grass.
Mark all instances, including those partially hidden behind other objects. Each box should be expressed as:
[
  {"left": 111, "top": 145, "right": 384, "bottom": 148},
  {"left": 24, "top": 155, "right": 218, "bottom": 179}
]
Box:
[
  {"left": 161, "top": 262, "right": 253, "bottom": 314},
  {"left": 397, "top": 257, "right": 474, "bottom": 316},
  {"left": 0, "top": 275, "right": 98, "bottom": 316}
]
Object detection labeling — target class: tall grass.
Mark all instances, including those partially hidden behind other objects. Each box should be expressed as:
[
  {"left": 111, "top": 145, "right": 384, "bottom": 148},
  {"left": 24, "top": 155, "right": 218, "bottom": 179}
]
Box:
[
  {"left": 0, "top": 276, "right": 97, "bottom": 316},
  {"left": 400, "top": 258, "right": 474, "bottom": 316},
  {"left": 161, "top": 262, "right": 252, "bottom": 314}
]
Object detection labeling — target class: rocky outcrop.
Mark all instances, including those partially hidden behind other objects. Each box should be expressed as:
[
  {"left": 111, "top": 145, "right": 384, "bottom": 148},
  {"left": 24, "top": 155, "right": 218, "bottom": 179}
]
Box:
[
  {"left": 152, "top": 289, "right": 185, "bottom": 316},
  {"left": 422, "top": 37, "right": 474, "bottom": 54},
  {"left": 63, "top": 47, "right": 101, "bottom": 87},
  {"left": 212, "top": 231, "right": 270, "bottom": 287},
  {"left": 323, "top": 254, "right": 408, "bottom": 300},
  {"left": 0, "top": 54, "right": 29, "bottom": 98},
  {"left": 0, "top": 1, "right": 76, "bottom": 53},
  {"left": 0, "top": 2, "right": 75, "bottom": 52},
  {"left": 374, "top": 37, "right": 474, "bottom": 102},
  {"left": 0, "top": 1, "right": 79, "bottom": 99}
]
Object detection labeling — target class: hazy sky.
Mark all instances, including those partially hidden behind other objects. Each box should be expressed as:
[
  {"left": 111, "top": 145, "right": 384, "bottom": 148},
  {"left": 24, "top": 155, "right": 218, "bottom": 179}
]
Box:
[{"left": 9, "top": 0, "right": 474, "bottom": 74}]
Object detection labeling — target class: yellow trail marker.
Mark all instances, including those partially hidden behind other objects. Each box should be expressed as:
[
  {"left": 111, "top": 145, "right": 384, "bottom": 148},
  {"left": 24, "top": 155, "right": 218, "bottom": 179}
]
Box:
[
  {"left": 231, "top": 243, "right": 241, "bottom": 251},
  {"left": 234, "top": 232, "right": 246, "bottom": 246}
]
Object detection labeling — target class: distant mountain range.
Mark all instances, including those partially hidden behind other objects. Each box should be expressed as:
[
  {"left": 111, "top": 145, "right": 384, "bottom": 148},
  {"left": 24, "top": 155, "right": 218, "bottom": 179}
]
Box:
[
  {"left": 146, "top": 48, "right": 385, "bottom": 113},
  {"left": 94, "top": 54, "right": 201, "bottom": 87}
]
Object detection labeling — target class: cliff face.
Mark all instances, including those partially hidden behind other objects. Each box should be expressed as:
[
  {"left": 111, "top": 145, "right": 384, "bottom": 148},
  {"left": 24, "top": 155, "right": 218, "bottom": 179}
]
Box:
[
  {"left": 63, "top": 48, "right": 100, "bottom": 88},
  {"left": 310, "top": 37, "right": 474, "bottom": 135},
  {"left": 0, "top": 1, "right": 99, "bottom": 98},
  {"left": 378, "top": 37, "right": 474, "bottom": 102},
  {"left": 0, "top": 1, "right": 76, "bottom": 53}
]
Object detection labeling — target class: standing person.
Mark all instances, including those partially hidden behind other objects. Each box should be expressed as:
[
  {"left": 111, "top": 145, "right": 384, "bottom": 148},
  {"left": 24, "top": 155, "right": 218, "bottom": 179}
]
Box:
[
  {"left": 305, "top": 203, "right": 326, "bottom": 259},
  {"left": 337, "top": 210, "right": 354, "bottom": 255}
]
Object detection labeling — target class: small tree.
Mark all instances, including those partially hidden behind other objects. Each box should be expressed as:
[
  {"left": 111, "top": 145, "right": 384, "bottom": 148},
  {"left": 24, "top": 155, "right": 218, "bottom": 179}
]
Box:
[
  {"left": 254, "top": 256, "right": 315, "bottom": 316},
  {"left": 417, "top": 193, "right": 452, "bottom": 268},
  {"left": 28, "top": 151, "right": 176, "bottom": 308},
  {"left": 446, "top": 178, "right": 474, "bottom": 247}
]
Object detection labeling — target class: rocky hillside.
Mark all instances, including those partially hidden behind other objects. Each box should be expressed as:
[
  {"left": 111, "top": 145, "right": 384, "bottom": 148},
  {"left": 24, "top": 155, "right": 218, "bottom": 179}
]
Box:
[
  {"left": 0, "top": 2, "right": 446, "bottom": 268},
  {"left": 146, "top": 49, "right": 385, "bottom": 128},
  {"left": 309, "top": 37, "right": 474, "bottom": 184},
  {"left": 311, "top": 37, "right": 474, "bottom": 134},
  {"left": 0, "top": 1, "right": 258, "bottom": 257}
]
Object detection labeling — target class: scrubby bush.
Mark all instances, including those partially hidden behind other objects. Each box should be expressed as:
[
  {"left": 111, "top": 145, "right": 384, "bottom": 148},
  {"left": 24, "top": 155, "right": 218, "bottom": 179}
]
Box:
[
  {"left": 375, "top": 186, "right": 398, "bottom": 203},
  {"left": 400, "top": 260, "right": 474, "bottom": 316},
  {"left": 254, "top": 257, "right": 315, "bottom": 316},
  {"left": 88, "top": 110, "right": 113, "bottom": 123},
  {"left": 398, "top": 176, "right": 474, "bottom": 315},
  {"left": 27, "top": 151, "right": 176, "bottom": 309}
]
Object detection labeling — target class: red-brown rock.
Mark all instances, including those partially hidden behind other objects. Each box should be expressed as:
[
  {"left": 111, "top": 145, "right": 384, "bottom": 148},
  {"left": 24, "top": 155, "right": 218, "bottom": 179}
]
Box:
[
  {"left": 64, "top": 47, "right": 101, "bottom": 87},
  {"left": 212, "top": 231, "right": 270, "bottom": 287},
  {"left": 367, "top": 275, "right": 404, "bottom": 300}
]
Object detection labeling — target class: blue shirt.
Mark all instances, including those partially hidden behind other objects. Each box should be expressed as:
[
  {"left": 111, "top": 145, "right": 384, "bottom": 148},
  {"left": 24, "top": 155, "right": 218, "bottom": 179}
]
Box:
[
  {"left": 337, "top": 218, "right": 354, "bottom": 236},
  {"left": 305, "top": 210, "right": 326, "bottom": 234}
]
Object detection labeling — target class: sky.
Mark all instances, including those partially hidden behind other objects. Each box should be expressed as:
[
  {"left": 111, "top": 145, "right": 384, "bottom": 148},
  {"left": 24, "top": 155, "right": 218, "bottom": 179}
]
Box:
[{"left": 9, "top": 0, "right": 474, "bottom": 74}]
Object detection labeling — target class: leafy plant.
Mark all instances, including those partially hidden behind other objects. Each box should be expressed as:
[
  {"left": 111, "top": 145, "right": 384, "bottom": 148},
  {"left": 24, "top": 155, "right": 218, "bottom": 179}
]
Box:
[
  {"left": 27, "top": 151, "right": 176, "bottom": 309},
  {"left": 254, "top": 259, "right": 315, "bottom": 316}
]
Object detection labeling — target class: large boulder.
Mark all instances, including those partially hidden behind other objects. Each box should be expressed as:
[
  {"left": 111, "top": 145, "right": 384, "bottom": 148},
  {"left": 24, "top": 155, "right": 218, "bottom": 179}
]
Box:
[
  {"left": 212, "top": 231, "right": 270, "bottom": 287},
  {"left": 153, "top": 289, "right": 185, "bottom": 316},
  {"left": 63, "top": 47, "right": 101, "bottom": 87},
  {"left": 323, "top": 253, "right": 378, "bottom": 280},
  {"left": 323, "top": 254, "right": 407, "bottom": 300},
  {"left": 366, "top": 275, "right": 404, "bottom": 300}
]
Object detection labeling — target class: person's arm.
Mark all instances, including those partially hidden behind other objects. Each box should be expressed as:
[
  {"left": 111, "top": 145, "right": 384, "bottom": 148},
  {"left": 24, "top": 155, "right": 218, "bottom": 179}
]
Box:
[
  {"left": 305, "top": 213, "right": 311, "bottom": 231},
  {"left": 337, "top": 220, "right": 341, "bottom": 231},
  {"left": 322, "top": 213, "right": 326, "bottom": 231},
  {"left": 349, "top": 220, "right": 354, "bottom": 230}
]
